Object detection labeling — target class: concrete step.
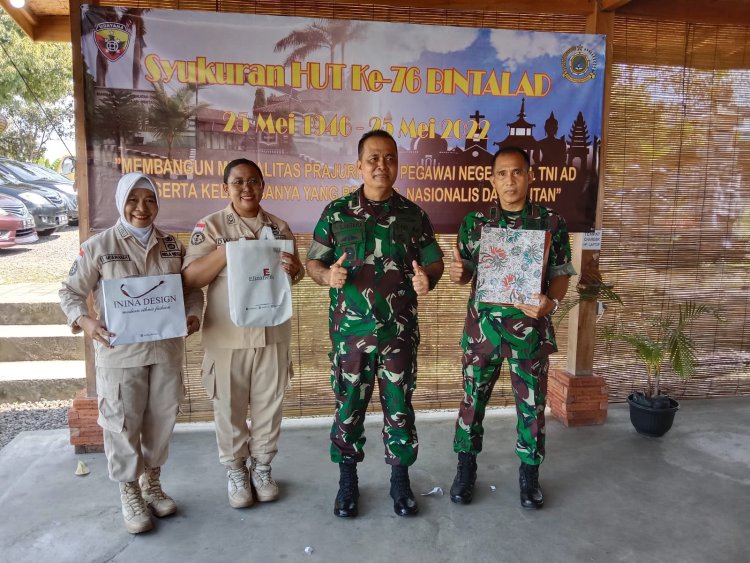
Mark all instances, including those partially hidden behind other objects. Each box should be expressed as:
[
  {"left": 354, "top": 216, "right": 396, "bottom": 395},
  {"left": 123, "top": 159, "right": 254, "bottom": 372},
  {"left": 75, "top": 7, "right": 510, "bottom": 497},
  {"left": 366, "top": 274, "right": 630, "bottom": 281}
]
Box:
[
  {"left": 0, "top": 282, "right": 66, "bottom": 325},
  {"left": 0, "top": 360, "right": 85, "bottom": 403},
  {"left": 0, "top": 301, "right": 67, "bottom": 325},
  {"left": 0, "top": 325, "right": 83, "bottom": 362}
]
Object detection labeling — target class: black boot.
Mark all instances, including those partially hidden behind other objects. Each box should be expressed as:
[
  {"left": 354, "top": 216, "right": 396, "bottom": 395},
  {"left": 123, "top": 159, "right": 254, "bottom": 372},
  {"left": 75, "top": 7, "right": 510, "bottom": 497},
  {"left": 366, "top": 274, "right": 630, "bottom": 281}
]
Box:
[
  {"left": 389, "top": 465, "right": 418, "bottom": 517},
  {"left": 518, "top": 462, "right": 544, "bottom": 509},
  {"left": 333, "top": 462, "right": 359, "bottom": 518},
  {"left": 449, "top": 452, "right": 478, "bottom": 504}
]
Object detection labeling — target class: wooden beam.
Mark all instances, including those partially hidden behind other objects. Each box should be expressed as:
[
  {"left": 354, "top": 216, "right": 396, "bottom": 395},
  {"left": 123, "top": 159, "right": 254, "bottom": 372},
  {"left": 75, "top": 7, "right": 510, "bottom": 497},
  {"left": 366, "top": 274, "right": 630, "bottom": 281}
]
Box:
[
  {"left": 601, "top": 0, "right": 633, "bottom": 10},
  {"left": 0, "top": 1, "right": 37, "bottom": 38},
  {"left": 565, "top": 5, "right": 615, "bottom": 376},
  {"left": 33, "top": 16, "right": 71, "bottom": 42},
  {"left": 68, "top": 0, "right": 96, "bottom": 398},
  {"left": 330, "top": 0, "right": 597, "bottom": 15}
]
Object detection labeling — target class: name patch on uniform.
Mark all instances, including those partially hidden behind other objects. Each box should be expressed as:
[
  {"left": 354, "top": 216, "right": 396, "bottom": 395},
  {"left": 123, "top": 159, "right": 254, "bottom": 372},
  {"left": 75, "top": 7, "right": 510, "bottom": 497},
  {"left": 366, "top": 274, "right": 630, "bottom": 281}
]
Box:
[
  {"left": 216, "top": 237, "right": 232, "bottom": 246},
  {"left": 160, "top": 250, "right": 181, "bottom": 258},
  {"left": 99, "top": 254, "right": 131, "bottom": 264}
]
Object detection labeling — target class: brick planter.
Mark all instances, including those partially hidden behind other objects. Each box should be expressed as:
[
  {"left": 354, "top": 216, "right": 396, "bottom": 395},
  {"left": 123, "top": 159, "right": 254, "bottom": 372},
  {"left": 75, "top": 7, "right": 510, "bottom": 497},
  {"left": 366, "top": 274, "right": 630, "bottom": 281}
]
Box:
[
  {"left": 547, "top": 369, "right": 608, "bottom": 426},
  {"left": 68, "top": 389, "right": 103, "bottom": 453}
]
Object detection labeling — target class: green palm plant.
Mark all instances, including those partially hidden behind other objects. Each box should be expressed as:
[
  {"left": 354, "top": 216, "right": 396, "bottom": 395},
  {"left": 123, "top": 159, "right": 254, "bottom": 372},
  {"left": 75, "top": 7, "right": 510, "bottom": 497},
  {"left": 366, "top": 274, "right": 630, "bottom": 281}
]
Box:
[{"left": 603, "top": 301, "right": 723, "bottom": 398}]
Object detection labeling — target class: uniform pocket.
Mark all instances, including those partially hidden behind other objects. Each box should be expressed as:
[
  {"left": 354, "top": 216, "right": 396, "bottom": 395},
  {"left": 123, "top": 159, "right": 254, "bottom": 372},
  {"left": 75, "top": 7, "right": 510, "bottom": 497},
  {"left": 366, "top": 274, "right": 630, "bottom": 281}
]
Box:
[
  {"left": 97, "top": 381, "right": 125, "bottom": 433},
  {"left": 201, "top": 355, "right": 217, "bottom": 399}
]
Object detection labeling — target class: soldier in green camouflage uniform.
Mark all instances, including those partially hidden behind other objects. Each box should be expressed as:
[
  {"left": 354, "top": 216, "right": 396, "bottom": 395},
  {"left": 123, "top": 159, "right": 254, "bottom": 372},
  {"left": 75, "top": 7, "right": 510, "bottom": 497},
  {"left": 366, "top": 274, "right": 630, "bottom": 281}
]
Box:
[
  {"left": 448, "top": 147, "right": 575, "bottom": 510},
  {"left": 307, "top": 130, "right": 443, "bottom": 518}
]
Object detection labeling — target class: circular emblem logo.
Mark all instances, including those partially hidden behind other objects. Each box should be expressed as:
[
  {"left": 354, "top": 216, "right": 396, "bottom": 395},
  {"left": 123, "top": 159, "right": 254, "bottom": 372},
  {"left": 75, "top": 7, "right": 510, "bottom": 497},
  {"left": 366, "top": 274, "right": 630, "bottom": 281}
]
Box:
[
  {"left": 561, "top": 45, "right": 597, "bottom": 83},
  {"left": 191, "top": 232, "right": 205, "bottom": 246}
]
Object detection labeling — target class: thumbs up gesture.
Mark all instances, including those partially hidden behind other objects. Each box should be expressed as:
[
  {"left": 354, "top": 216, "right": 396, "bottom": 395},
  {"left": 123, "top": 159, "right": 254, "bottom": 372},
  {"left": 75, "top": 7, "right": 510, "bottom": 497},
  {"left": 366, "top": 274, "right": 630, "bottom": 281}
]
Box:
[
  {"left": 449, "top": 246, "right": 467, "bottom": 284},
  {"left": 412, "top": 260, "right": 430, "bottom": 296},
  {"left": 328, "top": 253, "right": 348, "bottom": 289}
]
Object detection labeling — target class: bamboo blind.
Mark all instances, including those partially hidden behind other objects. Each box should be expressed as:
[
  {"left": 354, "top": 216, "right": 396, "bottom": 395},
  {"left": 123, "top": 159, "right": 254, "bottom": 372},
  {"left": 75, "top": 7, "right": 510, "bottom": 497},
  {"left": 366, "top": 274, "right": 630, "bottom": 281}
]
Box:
[{"left": 597, "top": 15, "right": 750, "bottom": 402}]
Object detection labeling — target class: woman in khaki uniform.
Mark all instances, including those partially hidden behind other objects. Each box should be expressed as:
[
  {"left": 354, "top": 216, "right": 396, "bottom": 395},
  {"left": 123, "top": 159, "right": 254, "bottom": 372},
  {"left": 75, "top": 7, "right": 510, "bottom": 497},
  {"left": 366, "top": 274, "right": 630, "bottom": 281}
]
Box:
[
  {"left": 182, "top": 158, "right": 303, "bottom": 509},
  {"left": 59, "top": 172, "right": 203, "bottom": 534}
]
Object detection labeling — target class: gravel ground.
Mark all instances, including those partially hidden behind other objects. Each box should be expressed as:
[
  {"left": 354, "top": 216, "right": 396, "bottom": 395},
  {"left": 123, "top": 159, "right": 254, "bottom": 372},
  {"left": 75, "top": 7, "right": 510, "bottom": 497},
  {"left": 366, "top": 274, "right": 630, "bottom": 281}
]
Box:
[
  {"left": 0, "top": 400, "right": 72, "bottom": 450},
  {"left": 0, "top": 224, "right": 80, "bottom": 284}
]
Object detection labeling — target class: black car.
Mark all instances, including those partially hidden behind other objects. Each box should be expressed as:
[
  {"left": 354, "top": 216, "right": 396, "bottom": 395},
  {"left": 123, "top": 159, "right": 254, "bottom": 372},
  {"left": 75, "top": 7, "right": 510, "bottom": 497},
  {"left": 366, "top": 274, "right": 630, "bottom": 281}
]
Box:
[
  {"left": 0, "top": 169, "right": 67, "bottom": 236},
  {"left": 0, "top": 158, "right": 79, "bottom": 226}
]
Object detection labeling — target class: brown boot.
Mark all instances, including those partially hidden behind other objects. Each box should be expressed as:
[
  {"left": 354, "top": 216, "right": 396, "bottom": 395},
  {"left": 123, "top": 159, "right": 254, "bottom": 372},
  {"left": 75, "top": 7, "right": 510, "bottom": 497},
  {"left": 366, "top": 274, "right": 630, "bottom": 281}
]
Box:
[
  {"left": 119, "top": 481, "right": 153, "bottom": 534},
  {"left": 139, "top": 466, "right": 177, "bottom": 517}
]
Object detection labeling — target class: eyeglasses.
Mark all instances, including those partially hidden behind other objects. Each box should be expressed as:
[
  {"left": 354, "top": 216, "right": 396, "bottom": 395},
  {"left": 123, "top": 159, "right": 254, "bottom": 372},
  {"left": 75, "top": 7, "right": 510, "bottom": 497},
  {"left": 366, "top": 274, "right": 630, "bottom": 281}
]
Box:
[{"left": 228, "top": 178, "right": 262, "bottom": 189}]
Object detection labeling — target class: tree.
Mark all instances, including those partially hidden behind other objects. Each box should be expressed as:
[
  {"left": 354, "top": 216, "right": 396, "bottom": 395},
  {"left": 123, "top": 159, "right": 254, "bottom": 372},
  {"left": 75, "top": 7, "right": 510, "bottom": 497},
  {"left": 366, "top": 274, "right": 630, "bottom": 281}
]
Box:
[
  {"left": 0, "top": 9, "right": 73, "bottom": 161},
  {"left": 273, "top": 19, "right": 365, "bottom": 65},
  {"left": 91, "top": 89, "right": 147, "bottom": 166},
  {"left": 147, "top": 83, "right": 206, "bottom": 159}
]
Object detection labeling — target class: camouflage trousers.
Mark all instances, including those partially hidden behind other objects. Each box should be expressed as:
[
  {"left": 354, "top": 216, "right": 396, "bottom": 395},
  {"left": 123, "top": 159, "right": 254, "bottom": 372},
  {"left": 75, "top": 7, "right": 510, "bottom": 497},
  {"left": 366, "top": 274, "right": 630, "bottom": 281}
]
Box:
[
  {"left": 453, "top": 354, "right": 549, "bottom": 465},
  {"left": 329, "top": 345, "right": 418, "bottom": 466}
]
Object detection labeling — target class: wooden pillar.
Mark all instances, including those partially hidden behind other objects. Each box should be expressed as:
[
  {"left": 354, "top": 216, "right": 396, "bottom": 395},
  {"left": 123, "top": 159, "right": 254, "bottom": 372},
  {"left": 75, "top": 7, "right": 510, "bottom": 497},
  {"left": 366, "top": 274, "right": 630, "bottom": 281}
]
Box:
[
  {"left": 548, "top": 2, "right": 614, "bottom": 427},
  {"left": 66, "top": 0, "right": 103, "bottom": 452}
]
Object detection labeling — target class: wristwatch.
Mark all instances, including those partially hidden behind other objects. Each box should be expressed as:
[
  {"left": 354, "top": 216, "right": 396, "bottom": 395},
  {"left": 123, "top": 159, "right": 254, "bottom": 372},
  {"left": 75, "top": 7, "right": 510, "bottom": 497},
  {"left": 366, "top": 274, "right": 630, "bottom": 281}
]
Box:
[{"left": 550, "top": 298, "right": 560, "bottom": 315}]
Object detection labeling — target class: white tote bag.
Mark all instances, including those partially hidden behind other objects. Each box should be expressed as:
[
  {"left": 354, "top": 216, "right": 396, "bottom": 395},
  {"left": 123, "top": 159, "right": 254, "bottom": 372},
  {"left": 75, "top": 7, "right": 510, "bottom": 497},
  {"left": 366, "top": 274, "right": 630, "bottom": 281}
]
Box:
[
  {"left": 225, "top": 238, "right": 294, "bottom": 327},
  {"left": 101, "top": 273, "right": 187, "bottom": 346}
]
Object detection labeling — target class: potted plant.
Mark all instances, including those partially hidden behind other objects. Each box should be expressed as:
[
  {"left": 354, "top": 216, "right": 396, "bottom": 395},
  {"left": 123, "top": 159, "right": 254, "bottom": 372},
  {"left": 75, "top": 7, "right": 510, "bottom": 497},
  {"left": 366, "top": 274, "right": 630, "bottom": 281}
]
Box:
[
  {"left": 603, "top": 301, "right": 722, "bottom": 437},
  {"left": 556, "top": 270, "right": 623, "bottom": 326}
]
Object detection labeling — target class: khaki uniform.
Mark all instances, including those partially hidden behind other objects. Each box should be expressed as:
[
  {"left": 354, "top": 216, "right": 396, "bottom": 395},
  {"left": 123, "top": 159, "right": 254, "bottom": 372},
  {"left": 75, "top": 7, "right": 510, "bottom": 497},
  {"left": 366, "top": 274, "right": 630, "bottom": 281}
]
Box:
[
  {"left": 59, "top": 223, "right": 204, "bottom": 482},
  {"left": 183, "top": 204, "right": 302, "bottom": 467}
]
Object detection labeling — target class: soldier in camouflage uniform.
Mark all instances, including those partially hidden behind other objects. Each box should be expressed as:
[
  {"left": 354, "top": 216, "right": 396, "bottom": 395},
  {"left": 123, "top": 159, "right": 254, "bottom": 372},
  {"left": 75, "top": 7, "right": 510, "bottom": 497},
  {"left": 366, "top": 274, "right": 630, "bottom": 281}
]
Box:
[
  {"left": 448, "top": 147, "right": 575, "bottom": 510},
  {"left": 306, "top": 130, "right": 444, "bottom": 518}
]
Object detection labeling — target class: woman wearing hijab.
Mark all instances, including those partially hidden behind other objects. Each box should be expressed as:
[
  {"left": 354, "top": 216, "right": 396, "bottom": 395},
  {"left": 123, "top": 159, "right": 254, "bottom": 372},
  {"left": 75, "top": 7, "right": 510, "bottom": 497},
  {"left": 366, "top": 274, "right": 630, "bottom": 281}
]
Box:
[{"left": 60, "top": 172, "right": 204, "bottom": 534}]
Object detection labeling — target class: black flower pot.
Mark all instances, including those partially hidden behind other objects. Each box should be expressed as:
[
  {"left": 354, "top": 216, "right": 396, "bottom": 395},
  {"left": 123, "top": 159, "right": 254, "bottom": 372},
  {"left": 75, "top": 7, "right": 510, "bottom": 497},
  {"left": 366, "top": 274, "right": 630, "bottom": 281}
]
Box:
[{"left": 627, "top": 393, "right": 680, "bottom": 437}]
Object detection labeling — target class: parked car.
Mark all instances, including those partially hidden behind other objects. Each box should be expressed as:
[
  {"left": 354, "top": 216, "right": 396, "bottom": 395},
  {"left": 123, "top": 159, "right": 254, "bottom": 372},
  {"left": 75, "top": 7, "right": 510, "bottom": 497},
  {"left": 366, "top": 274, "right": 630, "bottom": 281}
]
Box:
[
  {"left": 0, "top": 194, "right": 38, "bottom": 248},
  {"left": 0, "top": 158, "right": 79, "bottom": 226},
  {"left": 0, "top": 169, "right": 67, "bottom": 236}
]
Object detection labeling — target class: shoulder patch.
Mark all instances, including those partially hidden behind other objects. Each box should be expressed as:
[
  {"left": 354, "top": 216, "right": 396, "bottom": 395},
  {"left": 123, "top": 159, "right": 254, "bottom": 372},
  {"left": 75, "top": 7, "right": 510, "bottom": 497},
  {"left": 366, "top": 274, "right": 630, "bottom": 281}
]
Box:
[
  {"left": 191, "top": 232, "right": 206, "bottom": 246},
  {"left": 68, "top": 260, "right": 78, "bottom": 277}
]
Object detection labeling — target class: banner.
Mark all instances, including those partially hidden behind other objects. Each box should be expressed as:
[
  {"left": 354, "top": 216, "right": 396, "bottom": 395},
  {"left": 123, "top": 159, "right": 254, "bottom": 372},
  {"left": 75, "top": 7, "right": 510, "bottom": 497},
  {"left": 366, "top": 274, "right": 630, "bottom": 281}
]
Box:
[{"left": 81, "top": 6, "right": 605, "bottom": 233}]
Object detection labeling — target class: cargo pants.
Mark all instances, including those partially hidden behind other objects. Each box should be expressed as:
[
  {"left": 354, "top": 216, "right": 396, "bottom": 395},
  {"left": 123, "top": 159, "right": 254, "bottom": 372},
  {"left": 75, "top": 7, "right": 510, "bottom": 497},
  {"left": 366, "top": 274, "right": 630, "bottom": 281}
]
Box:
[
  {"left": 453, "top": 355, "right": 549, "bottom": 465},
  {"left": 329, "top": 345, "right": 418, "bottom": 466},
  {"left": 96, "top": 360, "right": 184, "bottom": 482}
]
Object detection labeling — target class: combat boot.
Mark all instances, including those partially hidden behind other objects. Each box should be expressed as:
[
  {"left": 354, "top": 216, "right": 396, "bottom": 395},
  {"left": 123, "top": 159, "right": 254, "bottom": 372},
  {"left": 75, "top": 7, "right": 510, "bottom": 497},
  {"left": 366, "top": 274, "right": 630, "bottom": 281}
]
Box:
[
  {"left": 139, "top": 466, "right": 177, "bottom": 517},
  {"left": 226, "top": 464, "right": 254, "bottom": 508},
  {"left": 389, "top": 465, "right": 418, "bottom": 517},
  {"left": 449, "top": 452, "right": 477, "bottom": 504},
  {"left": 119, "top": 480, "right": 153, "bottom": 534},
  {"left": 250, "top": 457, "right": 279, "bottom": 502},
  {"left": 519, "top": 462, "right": 544, "bottom": 509},
  {"left": 333, "top": 461, "right": 359, "bottom": 518}
]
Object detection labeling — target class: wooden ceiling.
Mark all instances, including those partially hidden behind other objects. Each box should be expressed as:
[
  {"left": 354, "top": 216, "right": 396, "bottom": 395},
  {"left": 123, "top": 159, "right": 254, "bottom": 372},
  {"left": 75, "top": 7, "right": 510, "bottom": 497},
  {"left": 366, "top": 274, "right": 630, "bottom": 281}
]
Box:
[{"left": 1, "top": 0, "right": 749, "bottom": 42}]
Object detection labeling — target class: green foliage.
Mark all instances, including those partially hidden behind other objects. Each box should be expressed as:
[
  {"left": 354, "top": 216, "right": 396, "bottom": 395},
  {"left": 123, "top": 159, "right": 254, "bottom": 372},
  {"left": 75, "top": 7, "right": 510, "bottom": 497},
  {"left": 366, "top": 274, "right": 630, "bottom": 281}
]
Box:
[
  {"left": 91, "top": 89, "right": 146, "bottom": 144},
  {"left": 0, "top": 98, "right": 72, "bottom": 162},
  {"left": 0, "top": 9, "right": 73, "bottom": 161},
  {"left": 603, "top": 301, "right": 723, "bottom": 397},
  {"left": 147, "top": 83, "right": 206, "bottom": 159}
]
